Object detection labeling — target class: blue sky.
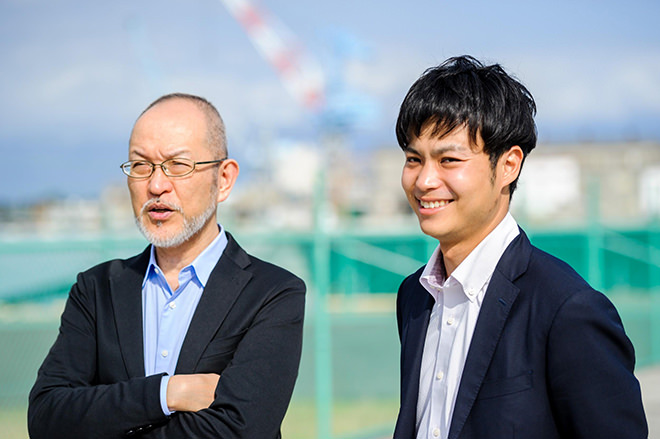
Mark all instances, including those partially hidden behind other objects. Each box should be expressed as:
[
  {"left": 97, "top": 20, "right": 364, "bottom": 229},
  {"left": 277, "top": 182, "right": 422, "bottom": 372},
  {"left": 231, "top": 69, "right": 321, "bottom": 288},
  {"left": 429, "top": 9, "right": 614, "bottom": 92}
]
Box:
[{"left": 1, "top": 0, "right": 659, "bottom": 204}]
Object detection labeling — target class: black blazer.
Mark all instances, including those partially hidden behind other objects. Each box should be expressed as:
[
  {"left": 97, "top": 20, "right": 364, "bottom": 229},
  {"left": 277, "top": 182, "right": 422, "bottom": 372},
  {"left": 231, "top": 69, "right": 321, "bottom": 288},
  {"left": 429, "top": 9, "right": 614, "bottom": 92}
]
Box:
[
  {"left": 28, "top": 233, "right": 306, "bottom": 439},
  {"left": 394, "top": 229, "right": 647, "bottom": 439}
]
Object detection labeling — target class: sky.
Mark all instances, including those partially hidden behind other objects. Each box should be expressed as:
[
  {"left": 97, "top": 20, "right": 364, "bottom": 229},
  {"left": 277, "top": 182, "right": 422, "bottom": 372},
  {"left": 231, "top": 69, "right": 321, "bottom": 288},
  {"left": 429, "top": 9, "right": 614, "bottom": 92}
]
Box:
[{"left": 1, "top": 0, "right": 659, "bottom": 204}]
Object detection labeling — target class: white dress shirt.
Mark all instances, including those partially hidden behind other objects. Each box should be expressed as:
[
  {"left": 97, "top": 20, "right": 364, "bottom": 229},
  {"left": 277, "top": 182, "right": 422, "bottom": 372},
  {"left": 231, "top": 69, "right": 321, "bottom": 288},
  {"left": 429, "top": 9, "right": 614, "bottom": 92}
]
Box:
[{"left": 416, "top": 213, "right": 520, "bottom": 439}]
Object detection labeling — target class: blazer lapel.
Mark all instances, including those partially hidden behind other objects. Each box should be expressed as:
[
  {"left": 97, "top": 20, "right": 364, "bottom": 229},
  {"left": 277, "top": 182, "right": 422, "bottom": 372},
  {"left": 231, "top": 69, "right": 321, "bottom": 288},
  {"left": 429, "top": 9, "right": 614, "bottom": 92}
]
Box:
[
  {"left": 396, "top": 278, "right": 434, "bottom": 438},
  {"left": 448, "top": 230, "right": 532, "bottom": 439},
  {"left": 110, "top": 247, "right": 151, "bottom": 378},
  {"left": 175, "top": 233, "right": 253, "bottom": 373}
]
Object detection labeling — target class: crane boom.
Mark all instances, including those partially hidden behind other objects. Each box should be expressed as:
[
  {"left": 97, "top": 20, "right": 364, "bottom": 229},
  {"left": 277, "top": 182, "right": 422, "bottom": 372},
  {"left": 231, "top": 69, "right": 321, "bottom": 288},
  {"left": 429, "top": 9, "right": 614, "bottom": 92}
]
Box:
[{"left": 220, "top": 0, "right": 326, "bottom": 111}]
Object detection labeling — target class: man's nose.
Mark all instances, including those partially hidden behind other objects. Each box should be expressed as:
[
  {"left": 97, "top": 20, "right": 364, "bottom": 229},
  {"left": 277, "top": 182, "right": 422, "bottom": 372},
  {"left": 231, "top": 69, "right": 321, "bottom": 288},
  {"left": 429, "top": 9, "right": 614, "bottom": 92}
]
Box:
[
  {"left": 416, "top": 163, "right": 442, "bottom": 191},
  {"left": 147, "top": 166, "right": 173, "bottom": 195}
]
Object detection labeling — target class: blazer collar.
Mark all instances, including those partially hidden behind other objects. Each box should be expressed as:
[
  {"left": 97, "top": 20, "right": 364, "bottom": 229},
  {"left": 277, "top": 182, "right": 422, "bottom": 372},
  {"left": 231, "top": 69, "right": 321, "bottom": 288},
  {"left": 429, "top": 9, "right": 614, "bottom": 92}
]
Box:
[
  {"left": 395, "top": 269, "right": 434, "bottom": 439},
  {"left": 448, "top": 228, "right": 532, "bottom": 439},
  {"left": 109, "top": 232, "right": 253, "bottom": 377}
]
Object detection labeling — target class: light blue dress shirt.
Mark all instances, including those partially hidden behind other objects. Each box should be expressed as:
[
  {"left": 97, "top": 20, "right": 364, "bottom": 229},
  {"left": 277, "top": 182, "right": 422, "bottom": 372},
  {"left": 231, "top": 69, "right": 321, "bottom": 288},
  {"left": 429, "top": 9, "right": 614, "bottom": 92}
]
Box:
[{"left": 142, "top": 225, "right": 228, "bottom": 415}]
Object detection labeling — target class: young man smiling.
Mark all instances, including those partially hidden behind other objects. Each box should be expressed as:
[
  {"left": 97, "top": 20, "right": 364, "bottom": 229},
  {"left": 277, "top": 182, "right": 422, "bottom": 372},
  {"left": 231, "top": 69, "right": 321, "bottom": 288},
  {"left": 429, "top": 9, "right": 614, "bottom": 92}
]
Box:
[{"left": 393, "top": 56, "right": 647, "bottom": 439}]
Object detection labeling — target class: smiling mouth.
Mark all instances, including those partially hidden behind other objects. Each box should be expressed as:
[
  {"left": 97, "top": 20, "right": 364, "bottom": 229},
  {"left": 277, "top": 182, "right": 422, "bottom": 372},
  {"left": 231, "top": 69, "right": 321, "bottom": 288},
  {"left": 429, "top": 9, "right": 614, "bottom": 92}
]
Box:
[{"left": 419, "top": 199, "right": 451, "bottom": 209}]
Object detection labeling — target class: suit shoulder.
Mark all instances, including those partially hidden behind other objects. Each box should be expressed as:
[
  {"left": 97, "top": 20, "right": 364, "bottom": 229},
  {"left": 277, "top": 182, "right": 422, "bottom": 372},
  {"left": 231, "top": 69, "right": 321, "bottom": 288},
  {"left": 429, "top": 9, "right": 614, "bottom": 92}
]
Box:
[
  {"left": 515, "top": 244, "right": 601, "bottom": 312},
  {"left": 244, "top": 253, "right": 306, "bottom": 288},
  {"left": 77, "top": 249, "right": 148, "bottom": 281},
  {"left": 526, "top": 245, "right": 590, "bottom": 289}
]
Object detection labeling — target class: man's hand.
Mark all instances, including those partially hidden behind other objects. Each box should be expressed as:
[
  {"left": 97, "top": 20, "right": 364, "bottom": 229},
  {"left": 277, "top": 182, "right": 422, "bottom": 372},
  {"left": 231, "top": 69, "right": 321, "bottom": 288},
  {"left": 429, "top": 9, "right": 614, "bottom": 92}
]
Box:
[{"left": 166, "top": 373, "right": 220, "bottom": 412}]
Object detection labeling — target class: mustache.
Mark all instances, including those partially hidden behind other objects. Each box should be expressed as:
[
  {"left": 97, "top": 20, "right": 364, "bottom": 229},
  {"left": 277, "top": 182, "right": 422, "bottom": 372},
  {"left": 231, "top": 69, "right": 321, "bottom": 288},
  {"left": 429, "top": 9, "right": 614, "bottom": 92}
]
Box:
[{"left": 139, "top": 198, "right": 183, "bottom": 216}]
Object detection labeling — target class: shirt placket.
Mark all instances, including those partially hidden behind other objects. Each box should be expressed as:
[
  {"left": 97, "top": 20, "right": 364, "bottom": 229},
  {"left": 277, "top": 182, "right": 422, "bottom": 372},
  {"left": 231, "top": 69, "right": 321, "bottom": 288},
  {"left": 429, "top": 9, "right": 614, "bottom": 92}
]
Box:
[
  {"left": 437, "top": 297, "right": 459, "bottom": 437},
  {"left": 154, "top": 268, "right": 193, "bottom": 374},
  {"left": 421, "top": 302, "right": 443, "bottom": 438}
]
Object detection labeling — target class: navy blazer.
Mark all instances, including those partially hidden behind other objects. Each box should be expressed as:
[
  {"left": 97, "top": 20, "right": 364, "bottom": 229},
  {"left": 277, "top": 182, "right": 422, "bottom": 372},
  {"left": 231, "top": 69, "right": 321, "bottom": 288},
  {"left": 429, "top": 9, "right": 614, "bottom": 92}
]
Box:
[
  {"left": 394, "top": 229, "right": 647, "bottom": 439},
  {"left": 28, "top": 233, "right": 306, "bottom": 439}
]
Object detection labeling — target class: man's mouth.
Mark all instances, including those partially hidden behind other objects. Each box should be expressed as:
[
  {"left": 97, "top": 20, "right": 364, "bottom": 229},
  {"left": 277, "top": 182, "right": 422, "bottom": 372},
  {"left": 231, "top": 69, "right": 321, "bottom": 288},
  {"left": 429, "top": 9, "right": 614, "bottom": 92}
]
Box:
[
  {"left": 140, "top": 199, "right": 181, "bottom": 221},
  {"left": 419, "top": 199, "right": 451, "bottom": 209},
  {"left": 149, "top": 206, "right": 172, "bottom": 213}
]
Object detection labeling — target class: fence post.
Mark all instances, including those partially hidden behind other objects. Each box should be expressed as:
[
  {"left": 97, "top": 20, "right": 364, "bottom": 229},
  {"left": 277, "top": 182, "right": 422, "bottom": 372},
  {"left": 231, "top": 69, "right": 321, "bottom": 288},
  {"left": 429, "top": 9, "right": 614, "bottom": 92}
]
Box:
[
  {"left": 649, "top": 221, "right": 660, "bottom": 363},
  {"left": 313, "top": 170, "right": 333, "bottom": 439},
  {"left": 587, "top": 176, "right": 604, "bottom": 291}
]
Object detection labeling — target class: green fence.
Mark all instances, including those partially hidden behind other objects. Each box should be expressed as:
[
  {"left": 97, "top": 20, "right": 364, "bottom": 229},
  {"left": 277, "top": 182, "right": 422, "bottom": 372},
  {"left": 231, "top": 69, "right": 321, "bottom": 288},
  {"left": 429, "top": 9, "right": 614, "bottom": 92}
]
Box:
[{"left": 1, "top": 220, "right": 660, "bottom": 438}]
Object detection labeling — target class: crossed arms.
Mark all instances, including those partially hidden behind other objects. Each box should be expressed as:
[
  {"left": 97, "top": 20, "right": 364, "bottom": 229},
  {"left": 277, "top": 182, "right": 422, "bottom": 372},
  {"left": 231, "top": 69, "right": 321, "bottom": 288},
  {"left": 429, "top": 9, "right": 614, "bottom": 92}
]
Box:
[{"left": 28, "top": 264, "right": 306, "bottom": 439}]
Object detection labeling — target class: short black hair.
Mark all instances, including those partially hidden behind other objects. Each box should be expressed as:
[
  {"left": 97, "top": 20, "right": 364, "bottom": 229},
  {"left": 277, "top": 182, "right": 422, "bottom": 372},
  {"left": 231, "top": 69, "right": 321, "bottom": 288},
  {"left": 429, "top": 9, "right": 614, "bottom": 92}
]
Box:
[{"left": 395, "top": 55, "right": 537, "bottom": 195}]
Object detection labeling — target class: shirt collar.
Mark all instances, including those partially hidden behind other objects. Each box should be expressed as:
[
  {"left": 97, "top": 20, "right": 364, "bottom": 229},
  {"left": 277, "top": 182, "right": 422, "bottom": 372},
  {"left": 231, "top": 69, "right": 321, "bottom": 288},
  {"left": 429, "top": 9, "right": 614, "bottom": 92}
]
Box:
[
  {"left": 451, "top": 213, "right": 519, "bottom": 301},
  {"left": 143, "top": 225, "right": 228, "bottom": 288},
  {"left": 419, "top": 245, "right": 445, "bottom": 300},
  {"left": 420, "top": 213, "right": 520, "bottom": 303}
]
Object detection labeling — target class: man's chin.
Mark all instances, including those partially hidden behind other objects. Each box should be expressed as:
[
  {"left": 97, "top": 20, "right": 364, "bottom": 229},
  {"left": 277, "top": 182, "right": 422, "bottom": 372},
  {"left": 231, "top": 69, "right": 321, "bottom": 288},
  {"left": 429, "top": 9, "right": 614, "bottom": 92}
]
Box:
[
  {"left": 136, "top": 218, "right": 184, "bottom": 248},
  {"left": 142, "top": 231, "right": 185, "bottom": 249},
  {"left": 418, "top": 221, "right": 448, "bottom": 242},
  {"left": 134, "top": 200, "right": 218, "bottom": 250}
]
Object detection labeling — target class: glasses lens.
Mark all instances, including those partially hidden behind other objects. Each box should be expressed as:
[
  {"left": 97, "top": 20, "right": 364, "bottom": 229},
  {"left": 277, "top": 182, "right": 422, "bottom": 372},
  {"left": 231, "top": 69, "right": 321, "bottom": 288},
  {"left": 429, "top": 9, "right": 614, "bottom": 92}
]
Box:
[
  {"left": 126, "top": 161, "right": 153, "bottom": 177},
  {"left": 163, "top": 158, "right": 194, "bottom": 176}
]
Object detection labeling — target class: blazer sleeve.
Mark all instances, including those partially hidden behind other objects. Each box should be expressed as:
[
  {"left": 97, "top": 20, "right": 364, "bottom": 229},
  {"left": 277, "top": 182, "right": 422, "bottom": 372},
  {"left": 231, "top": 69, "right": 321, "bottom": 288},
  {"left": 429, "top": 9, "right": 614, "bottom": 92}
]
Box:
[
  {"left": 546, "top": 288, "right": 647, "bottom": 438},
  {"left": 28, "top": 273, "right": 169, "bottom": 439},
  {"left": 140, "top": 274, "right": 306, "bottom": 439}
]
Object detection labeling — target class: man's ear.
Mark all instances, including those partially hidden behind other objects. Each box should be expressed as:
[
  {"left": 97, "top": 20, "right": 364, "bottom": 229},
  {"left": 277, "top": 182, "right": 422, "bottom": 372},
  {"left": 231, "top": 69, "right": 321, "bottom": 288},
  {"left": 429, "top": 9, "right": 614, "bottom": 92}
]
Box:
[
  {"left": 499, "top": 145, "right": 524, "bottom": 189},
  {"left": 216, "top": 159, "right": 239, "bottom": 203}
]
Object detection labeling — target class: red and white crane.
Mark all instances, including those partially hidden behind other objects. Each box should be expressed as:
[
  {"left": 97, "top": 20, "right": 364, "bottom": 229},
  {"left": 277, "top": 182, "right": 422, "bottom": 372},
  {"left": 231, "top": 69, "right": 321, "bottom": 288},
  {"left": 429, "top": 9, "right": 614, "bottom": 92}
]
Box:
[{"left": 220, "top": 0, "right": 326, "bottom": 112}]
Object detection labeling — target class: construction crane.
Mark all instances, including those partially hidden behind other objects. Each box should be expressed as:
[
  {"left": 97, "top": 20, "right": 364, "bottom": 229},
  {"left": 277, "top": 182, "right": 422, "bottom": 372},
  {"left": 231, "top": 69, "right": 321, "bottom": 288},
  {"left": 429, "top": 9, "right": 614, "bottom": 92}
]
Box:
[
  {"left": 218, "top": 2, "right": 350, "bottom": 439},
  {"left": 220, "top": 0, "right": 326, "bottom": 112},
  {"left": 220, "top": 0, "right": 378, "bottom": 133}
]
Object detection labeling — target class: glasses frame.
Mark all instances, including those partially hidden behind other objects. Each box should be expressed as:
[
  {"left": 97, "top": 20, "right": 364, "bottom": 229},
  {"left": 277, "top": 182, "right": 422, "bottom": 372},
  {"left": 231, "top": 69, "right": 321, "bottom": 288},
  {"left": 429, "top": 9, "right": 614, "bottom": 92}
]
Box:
[{"left": 120, "top": 157, "right": 227, "bottom": 179}]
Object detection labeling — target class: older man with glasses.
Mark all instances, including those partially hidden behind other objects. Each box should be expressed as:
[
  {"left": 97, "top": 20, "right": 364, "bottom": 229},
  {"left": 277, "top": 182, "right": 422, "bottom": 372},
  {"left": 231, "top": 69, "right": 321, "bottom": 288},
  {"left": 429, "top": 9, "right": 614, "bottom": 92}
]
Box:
[{"left": 28, "top": 93, "right": 306, "bottom": 439}]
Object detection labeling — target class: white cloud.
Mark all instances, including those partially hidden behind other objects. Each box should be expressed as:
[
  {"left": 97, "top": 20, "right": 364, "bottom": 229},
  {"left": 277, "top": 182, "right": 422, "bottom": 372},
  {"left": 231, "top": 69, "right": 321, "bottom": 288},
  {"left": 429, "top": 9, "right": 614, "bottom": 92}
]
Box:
[{"left": 515, "top": 50, "right": 660, "bottom": 123}]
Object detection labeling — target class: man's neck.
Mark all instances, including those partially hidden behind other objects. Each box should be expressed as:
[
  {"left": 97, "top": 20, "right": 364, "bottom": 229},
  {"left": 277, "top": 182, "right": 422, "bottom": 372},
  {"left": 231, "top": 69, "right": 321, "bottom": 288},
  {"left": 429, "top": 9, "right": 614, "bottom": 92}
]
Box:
[
  {"left": 439, "top": 212, "right": 510, "bottom": 277},
  {"left": 154, "top": 223, "right": 219, "bottom": 290},
  {"left": 440, "top": 241, "right": 473, "bottom": 279}
]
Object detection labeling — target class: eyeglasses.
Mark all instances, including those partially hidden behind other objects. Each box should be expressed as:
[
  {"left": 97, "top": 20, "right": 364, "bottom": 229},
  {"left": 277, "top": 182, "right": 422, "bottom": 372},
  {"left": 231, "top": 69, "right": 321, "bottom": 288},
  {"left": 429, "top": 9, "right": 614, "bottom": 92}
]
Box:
[{"left": 120, "top": 158, "right": 227, "bottom": 179}]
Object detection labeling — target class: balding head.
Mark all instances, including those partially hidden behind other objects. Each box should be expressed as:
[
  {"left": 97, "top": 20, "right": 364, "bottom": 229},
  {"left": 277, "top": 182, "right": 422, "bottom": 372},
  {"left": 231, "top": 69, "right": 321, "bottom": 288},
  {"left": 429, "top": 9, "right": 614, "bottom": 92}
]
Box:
[{"left": 136, "top": 93, "right": 227, "bottom": 158}]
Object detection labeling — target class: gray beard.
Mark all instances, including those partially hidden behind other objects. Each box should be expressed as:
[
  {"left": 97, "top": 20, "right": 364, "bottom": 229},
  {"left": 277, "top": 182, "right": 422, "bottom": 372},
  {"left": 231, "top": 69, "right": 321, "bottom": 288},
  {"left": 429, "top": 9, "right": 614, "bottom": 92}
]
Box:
[{"left": 135, "top": 196, "right": 218, "bottom": 249}]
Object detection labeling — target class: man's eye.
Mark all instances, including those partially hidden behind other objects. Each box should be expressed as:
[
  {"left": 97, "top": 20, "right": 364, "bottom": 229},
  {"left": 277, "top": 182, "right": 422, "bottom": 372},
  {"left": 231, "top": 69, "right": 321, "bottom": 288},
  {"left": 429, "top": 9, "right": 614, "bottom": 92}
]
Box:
[
  {"left": 132, "top": 162, "right": 150, "bottom": 170},
  {"left": 405, "top": 156, "right": 421, "bottom": 164},
  {"left": 161, "top": 159, "right": 194, "bottom": 176}
]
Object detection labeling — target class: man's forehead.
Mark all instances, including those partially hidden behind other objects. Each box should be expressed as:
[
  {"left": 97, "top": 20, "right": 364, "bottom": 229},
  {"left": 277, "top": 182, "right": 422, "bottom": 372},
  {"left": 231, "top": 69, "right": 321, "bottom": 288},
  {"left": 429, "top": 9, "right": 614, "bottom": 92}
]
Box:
[
  {"left": 129, "top": 103, "right": 208, "bottom": 153},
  {"left": 128, "top": 145, "right": 193, "bottom": 158},
  {"left": 410, "top": 123, "right": 484, "bottom": 153}
]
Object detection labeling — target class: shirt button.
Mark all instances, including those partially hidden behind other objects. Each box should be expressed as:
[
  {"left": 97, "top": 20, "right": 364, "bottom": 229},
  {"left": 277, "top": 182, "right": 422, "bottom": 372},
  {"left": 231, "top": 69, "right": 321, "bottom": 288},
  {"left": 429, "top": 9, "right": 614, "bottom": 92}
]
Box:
[
  {"left": 169, "top": 302, "right": 176, "bottom": 309},
  {"left": 466, "top": 287, "right": 476, "bottom": 296},
  {"left": 436, "top": 371, "right": 444, "bottom": 381},
  {"left": 447, "top": 317, "right": 455, "bottom": 325},
  {"left": 433, "top": 427, "right": 440, "bottom": 437},
  {"left": 161, "top": 350, "right": 169, "bottom": 358}
]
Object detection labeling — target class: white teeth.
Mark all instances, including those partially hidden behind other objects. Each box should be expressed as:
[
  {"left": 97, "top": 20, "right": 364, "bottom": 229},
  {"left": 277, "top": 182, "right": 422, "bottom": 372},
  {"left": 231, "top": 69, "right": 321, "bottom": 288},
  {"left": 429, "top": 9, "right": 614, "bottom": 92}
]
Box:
[{"left": 420, "top": 200, "right": 449, "bottom": 209}]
